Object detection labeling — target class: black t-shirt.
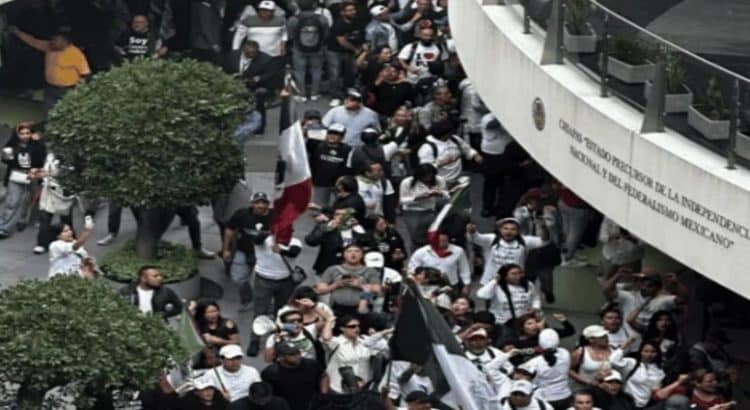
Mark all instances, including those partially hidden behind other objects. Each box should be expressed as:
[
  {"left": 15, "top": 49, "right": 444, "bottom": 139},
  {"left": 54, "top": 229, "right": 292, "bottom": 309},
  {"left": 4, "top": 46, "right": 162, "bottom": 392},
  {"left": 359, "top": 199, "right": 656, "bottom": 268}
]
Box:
[
  {"left": 327, "top": 18, "right": 365, "bottom": 53},
  {"left": 373, "top": 81, "right": 416, "bottom": 116},
  {"left": 261, "top": 359, "right": 323, "bottom": 410},
  {"left": 226, "top": 208, "right": 273, "bottom": 255},
  {"left": 312, "top": 142, "right": 351, "bottom": 187},
  {"left": 116, "top": 29, "right": 153, "bottom": 59}
]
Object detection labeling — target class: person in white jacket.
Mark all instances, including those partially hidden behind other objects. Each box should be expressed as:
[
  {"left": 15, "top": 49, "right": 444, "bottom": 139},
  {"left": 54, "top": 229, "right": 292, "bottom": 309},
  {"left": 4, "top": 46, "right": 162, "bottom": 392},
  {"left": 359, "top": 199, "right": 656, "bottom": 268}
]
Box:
[
  {"left": 468, "top": 217, "right": 548, "bottom": 285},
  {"left": 48, "top": 216, "right": 95, "bottom": 278},
  {"left": 475, "top": 263, "right": 542, "bottom": 327},
  {"left": 519, "top": 329, "right": 572, "bottom": 408}
]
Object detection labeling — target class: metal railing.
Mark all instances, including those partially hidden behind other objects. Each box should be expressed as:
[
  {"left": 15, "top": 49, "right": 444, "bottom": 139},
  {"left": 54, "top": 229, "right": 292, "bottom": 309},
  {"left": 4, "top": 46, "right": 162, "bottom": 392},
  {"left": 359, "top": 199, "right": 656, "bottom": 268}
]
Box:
[{"left": 507, "top": 0, "right": 750, "bottom": 169}]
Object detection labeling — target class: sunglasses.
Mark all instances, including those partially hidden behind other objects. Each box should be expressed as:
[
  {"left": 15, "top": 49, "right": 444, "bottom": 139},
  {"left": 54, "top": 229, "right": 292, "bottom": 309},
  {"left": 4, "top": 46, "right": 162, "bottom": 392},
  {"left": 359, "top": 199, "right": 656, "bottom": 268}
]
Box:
[{"left": 343, "top": 324, "right": 361, "bottom": 329}]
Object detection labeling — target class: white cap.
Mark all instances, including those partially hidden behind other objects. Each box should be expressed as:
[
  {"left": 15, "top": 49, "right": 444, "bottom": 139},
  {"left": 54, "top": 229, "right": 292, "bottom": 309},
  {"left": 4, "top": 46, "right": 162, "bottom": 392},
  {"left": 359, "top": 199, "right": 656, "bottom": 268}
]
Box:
[
  {"left": 219, "top": 344, "right": 244, "bottom": 359},
  {"left": 582, "top": 324, "right": 608, "bottom": 339},
  {"left": 467, "top": 328, "right": 488, "bottom": 338},
  {"left": 193, "top": 377, "right": 217, "bottom": 390},
  {"left": 364, "top": 251, "right": 385, "bottom": 268},
  {"left": 258, "top": 0, "right": 276, "bottom": 10},
  {"left": 510, "top": 379, "right": 534, "bottom": 395},
  {"left": 603, "top": 370, "right": 623, "bottom": 383},
  {"left": 370, "top": 5, "right": 388, "bottom": 16},
  {"left": 327, "top": 123, "right": 347, "bottom": 134},
  {"left": 539, "top": 328, "right": 560, "bottom": 349}
]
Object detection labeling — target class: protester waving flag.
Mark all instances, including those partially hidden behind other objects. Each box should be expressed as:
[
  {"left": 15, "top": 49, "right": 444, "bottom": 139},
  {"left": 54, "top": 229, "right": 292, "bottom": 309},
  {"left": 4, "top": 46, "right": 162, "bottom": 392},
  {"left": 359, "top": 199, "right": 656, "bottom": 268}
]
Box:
[
  {"left": 390, "top": 281, "right": 500, "bottom": 409},
  {"left": 426, "top": 176, "right": 471, "bottom": 257},
  {"left": 270, "top": 78, "right": 313, "bottom": 245}
]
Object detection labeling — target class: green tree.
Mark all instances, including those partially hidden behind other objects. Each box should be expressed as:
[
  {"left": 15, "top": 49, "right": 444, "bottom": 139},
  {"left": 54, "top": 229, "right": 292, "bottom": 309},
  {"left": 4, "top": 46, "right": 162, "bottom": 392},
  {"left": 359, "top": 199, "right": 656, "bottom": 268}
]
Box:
[
  {"left": 46, "top": 58, "right": 247, "bottom": 258},
  {"left": 0, "top": 276, "right": 186, "bottom": 408}
]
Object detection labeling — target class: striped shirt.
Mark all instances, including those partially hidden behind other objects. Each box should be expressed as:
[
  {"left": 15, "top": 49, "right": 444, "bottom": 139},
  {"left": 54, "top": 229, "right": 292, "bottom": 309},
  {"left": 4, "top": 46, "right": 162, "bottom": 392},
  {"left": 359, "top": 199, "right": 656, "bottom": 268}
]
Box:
[{"left": 233, "top": 9, "right": 288, "bottom": 56}]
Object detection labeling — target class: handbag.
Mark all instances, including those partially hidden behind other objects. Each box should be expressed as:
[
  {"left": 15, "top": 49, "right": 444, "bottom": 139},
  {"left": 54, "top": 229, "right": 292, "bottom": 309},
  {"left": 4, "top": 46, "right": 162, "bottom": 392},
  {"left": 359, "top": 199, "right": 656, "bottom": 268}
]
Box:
[
  {"left": 39, "top": 181, "right": 75, "bottom": 215},
  {"left": 9, "top": 169, "right": 30, "bottom": 185},
  {"left": 281, "top": 254, "right": 308, "bottom": 284}
]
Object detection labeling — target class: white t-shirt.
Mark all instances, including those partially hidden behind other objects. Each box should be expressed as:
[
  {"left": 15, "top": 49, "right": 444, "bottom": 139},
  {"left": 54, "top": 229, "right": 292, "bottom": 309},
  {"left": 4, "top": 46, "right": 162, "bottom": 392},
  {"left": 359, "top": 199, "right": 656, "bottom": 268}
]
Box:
[
  {"left": 471, "top": 233, "right": 545, "bottom": 285},
  {"left": 48, "top": 240, "right": 87, "bottom": 278},
  {"left": 619, "top": 359, "right": 666, "bottom": 407},
  {"left": 137, "top": 287, "right": 154, "bottom": 314},
  {"left": 265, "top": 325, "right": 319, "bottom": 360},
  {"left": 476, "top": 281, "right": 542, "bottom": 325},
  {"left": 407, "top": 244, "right": 471, "bottom": 286},
  {"left": 523, "top": 349, "right": 573, "bottom": 402},
  {"left": 480, "top": 114, "right": 512, "bottom": 155},
  {"left": 324, "top": 335, "right": 388, "bottom": 393},
  {"left": 417, "top": 136, "right": 476, "bottom": 183},
  {"left": 199, "top": 365, "right": 261, "bottom": 402},
  {"left": 615, "top": 286, "right": 677, "bottom": 333},
  {"left": 398, "top": 41, "right": 448, "bottom": 82},
  {"left": 356, "top": 175, "right": 395, "bottom": 217},
  {"left": 254, "top": 236, "right": 302, "bottom": 280}
]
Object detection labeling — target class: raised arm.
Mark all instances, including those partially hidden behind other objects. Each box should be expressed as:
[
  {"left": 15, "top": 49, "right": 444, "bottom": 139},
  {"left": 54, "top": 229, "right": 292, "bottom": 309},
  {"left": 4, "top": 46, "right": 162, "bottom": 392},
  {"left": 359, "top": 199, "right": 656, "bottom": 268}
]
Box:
[{"left": 9, "top": 27, "right": 51, "bottom": 53}]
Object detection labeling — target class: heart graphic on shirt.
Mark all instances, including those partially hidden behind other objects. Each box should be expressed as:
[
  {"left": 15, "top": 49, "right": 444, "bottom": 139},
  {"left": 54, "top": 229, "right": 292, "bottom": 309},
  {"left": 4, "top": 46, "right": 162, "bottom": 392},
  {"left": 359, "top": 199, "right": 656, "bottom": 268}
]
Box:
[{"left": 423, "top": 52, "right": 436, "bottom": 60}]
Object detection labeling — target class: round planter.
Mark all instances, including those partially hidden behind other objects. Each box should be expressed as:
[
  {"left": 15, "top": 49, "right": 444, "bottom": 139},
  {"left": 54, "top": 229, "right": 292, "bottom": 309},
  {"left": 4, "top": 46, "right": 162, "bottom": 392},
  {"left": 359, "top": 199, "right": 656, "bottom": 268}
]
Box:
[{"left": 101, "top": 270, "right": 202, "bottom": 301}]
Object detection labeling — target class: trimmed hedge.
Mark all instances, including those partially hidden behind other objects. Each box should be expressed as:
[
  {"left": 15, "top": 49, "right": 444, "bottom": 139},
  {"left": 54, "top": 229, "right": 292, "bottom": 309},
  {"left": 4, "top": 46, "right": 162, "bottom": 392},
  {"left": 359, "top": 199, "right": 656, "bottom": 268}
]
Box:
[{"left": 100, "top": 240, "right": 198, "bottom": 283}]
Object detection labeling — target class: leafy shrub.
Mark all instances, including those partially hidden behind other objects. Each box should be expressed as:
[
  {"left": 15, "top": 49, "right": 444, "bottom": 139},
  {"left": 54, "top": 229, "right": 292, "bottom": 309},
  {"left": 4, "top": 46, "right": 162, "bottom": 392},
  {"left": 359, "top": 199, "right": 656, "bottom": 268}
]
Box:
[
  {"left": 610, "top": 38, "right": 651, "bottom": 65},
  {"left": 565, "top": 0, "right": 593, "bottom": 35},
  {"left": 0, "top": 276, "right": 185, "bottom": 407},
  {"left": 696, "top": 77, "right": 729, "bottom": 120},
  {"left": 100, "top": 240, "right": 198, "bottom": 283},
  {"left": 664, "top": 53, "right": 687, "bottom": 94}
]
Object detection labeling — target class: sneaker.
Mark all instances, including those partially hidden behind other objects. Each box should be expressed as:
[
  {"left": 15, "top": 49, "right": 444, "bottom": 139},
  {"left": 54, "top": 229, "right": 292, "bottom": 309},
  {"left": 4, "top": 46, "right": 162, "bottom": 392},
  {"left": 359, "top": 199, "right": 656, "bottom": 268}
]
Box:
[
  {"left": 329, "top": 98, "right": 341, "bottom": 107},
  {"left": 294, "top": 95, "right": 308, "bottom": 103},
  {"left": 33, "top": 246, "right": 46, "bottom": 255},
  {"left": 194, "top": 248, "right": 216, "bottom": 259},
  {"left": 310, "top": 94, "right": 321, "bottom": 101},
  {"left": 97, "top": 233, "right": 117, "bottom": 246},
  {"left": 246, "top": 339, "right": 261, "bottom": 357}
]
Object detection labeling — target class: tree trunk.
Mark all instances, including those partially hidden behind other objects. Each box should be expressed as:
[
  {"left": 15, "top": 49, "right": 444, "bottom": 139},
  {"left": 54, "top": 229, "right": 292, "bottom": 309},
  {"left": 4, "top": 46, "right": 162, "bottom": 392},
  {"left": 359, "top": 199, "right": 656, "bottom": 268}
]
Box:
[
  {"left": 135, "top": 207, "right": 164, "bottom": 259},
  {"left": 16, "top": 384, "right": 45, "bottom": 410}
]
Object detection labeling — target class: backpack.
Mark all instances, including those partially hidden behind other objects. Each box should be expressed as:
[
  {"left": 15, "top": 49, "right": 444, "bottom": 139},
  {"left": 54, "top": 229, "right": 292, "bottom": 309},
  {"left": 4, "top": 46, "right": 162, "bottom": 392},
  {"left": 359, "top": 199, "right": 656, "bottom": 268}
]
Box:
[{"left": 296, "top": 13, "right": 325, "bottom": 52}]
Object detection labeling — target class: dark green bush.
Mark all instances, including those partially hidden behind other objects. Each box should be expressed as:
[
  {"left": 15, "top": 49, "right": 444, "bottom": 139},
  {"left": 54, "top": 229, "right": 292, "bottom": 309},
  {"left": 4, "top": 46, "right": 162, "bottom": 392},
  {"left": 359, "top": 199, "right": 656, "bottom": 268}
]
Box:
[{"left": 100, "top": 240, "right": 198, "bottom": 283}]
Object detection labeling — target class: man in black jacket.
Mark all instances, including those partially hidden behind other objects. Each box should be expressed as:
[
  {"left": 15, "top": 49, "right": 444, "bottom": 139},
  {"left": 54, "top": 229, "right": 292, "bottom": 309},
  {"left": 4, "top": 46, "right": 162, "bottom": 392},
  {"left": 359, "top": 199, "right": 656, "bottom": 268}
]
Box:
[
  {"left": 228, "top": 381, "right": 290, "bottom": 410},
  {"left": 119, "top": 265, "right": 182, "bottom": 318},
  {"left": 310, "top": 123, "right": 350, "bottom": 209},
  {"left": 261, "top": 343, "right": 324, "bottom": 410},
  {"left": 224, "top": 39, "right": 282, "bottom": 135}
]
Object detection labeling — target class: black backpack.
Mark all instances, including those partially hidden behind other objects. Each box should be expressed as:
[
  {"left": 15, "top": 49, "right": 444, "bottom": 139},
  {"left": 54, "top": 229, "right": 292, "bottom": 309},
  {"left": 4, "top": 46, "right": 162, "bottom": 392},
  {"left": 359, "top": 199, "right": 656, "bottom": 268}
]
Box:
[{"left": 296, "top": 13, "right": 325, "bottom": 52}]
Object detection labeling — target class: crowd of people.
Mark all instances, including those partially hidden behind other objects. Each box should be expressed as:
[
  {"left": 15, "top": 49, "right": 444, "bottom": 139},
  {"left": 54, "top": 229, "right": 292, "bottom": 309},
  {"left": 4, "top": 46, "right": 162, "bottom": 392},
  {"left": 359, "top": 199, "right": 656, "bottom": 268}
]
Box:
[{"left": 0, "top": 0, "right": 745, "bottom": 409}]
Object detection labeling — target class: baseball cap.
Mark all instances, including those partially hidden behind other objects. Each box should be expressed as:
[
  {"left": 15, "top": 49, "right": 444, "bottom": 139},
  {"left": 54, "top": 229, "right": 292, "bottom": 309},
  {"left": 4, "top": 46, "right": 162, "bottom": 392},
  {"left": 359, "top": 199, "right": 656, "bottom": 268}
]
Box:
[
  {"left": 370, "top": 5, "right": 388, "bottom": 16},
  {"left": 219, "top": 344, "right": 244, "bottom": 359},
  {"left": 582, "top": 324, "right": 608, "bottom": 339},
  {"left": 364, "top": 251, "right": 385, "bottom": 268},
  {"left": 303, "top": 109, "right": 322, "bottom": 120},
  {"left": 251, "top": 192, "right": 270, "bottom": 203},
  {"left": 603, "top": 370, "right": 623, "bottom": 383},
  {"left": 276, "top": 342, "right": 301, "bottom": 356},
  {"left": 510, "top": 379, "right": 534, "bottom": 395},
  {"left": 258, "top": 1, "right": 276, "bottom": 10},
  {"left": 467, "top": 328, "right": 488, "bottom": 339},
  {"left": 345, "top": 88, "right": 363, "bottom": 100},
  {"left": 327, "top": 123, "right": 347, "bottom": 134},
  {"left": 193, "top": 377, "right": 217, "bottom": 390},
  {"left": 538, "top": 328, "right": 560, "bottom": 350},
  {"left": 496, "top": 217, "right": 521, "bottom": 227}
]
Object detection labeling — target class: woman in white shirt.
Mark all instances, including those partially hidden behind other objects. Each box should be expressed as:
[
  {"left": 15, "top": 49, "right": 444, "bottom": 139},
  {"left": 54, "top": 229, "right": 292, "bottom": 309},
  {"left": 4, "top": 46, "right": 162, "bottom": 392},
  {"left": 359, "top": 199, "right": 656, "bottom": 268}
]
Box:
[
  {"left": 613, "top": 340, "right": 685, "bottom": 408},
  {"left": 48, "top": 217, "right": 95, "bottom": 278},
  {"left": 399, "top": 163, "right": 448, "bottom": 248},
  {"left": 520, "top": 329, "right": 572, "bottom": 410},
  {"left": 475, "top": 263, "right": 541, "bottom": 328}
]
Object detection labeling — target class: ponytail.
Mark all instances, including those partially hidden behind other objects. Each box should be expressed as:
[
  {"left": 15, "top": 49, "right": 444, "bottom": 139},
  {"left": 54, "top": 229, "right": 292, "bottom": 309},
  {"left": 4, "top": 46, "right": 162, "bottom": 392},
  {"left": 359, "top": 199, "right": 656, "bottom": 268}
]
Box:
[{"left": 543, "top": 348, "right": 558, "bottom": 367}]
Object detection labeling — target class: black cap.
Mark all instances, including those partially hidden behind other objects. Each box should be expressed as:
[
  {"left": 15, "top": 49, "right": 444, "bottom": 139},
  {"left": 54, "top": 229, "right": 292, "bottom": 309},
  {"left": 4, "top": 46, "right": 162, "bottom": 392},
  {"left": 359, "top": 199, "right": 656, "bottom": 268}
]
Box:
[
  {"left": 276, "top": 342, "right": 301, "bottom": 356},
  {"left": 474, "top": 311, "right": 496, "bottom": 325},
  {"left": 304, "top": 109, "right": 322, "bottom": 120},
  {"left": 251, "top": 192, "right": 270, "bottom": 203},
  {"left": 405, "top": 391, "right": 431, "bottom": 404}
]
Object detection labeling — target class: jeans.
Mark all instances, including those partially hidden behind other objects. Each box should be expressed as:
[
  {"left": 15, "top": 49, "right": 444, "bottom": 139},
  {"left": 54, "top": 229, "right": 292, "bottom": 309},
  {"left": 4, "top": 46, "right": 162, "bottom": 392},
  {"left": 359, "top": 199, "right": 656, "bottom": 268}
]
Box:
[
  {"left": 558, "top": 199, "right": 590, "bottom": 260},
  {"left": 0, "top": 181, "right": 33, "bottom": 233},
  {"left": 230, "top": 250, "right": 255, "bottom": 305},
  {"left": 325, "top": 50, "right": 356, "bottom": 99},
  {"left": 43, "top": 85, "right": 71, "bottom": 110},
  {"left": 292, "top": 49, "right": 324, "bottom": 96},
  {"left": 250, "top": 275, "right": 295, "bottom": 341},
  {"left": 313, "top": 185, "right": 336, "bottom": 209}
]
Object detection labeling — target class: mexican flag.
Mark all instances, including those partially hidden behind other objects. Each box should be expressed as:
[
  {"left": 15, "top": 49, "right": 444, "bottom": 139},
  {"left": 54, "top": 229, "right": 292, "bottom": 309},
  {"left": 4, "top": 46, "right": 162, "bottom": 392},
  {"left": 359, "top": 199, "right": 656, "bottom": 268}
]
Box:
[
  {"left": 425, "top": 177, "right": 471, "bottom": 257},
  {"left": 270, "top": 90, "right": 312, "bottom": 245},
  {"left": 390, "top": 283, "right": 500, "bottom": 409}
]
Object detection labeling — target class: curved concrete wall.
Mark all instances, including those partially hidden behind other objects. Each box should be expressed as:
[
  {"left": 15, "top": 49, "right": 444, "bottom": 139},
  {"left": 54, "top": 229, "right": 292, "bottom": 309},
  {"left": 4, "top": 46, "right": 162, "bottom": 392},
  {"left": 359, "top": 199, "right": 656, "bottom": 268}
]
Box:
[{"left": 451, "top": 0, "right": 750, "bottom": 297}]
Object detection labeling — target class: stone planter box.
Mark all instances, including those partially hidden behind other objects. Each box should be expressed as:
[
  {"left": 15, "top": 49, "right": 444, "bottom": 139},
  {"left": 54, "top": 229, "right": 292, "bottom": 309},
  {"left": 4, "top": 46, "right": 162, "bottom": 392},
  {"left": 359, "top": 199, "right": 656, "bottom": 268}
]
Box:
[
  {"left": 608, "top": 57, "right": 655, "bottom": 84},
  {"left": 687, "top": 105, "right": 730, "bottom": 141},
  {"left": 644, "top": 82, "right": 693, "bottom": 114},
  {"left": 735, "top": 130, "right": 750, "bottom": 159},
  {"left": 564, "top": 23, "right": 597, "bottom": 54},
  {"left": 102, "top": 270, "right": 201, "bottom": 301}
]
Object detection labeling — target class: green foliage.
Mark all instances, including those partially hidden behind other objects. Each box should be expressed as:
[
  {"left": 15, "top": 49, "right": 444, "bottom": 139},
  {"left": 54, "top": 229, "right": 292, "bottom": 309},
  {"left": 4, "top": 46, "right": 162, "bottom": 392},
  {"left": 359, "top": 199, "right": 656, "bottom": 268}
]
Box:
[
  {"left": 0, "top": 277, "right": 185, "bottom": 404},
  {"left": 697, "top": 77, "right": 729, "bottom": 120},
  {"left": 101, "top": 240, "right": 198, "bottom": 283},
  {"left": 45, "top": 58, "right": 247, "bottom": 209},
  {"left": 565, "top": 0, "right": 592, "bottom": 35},
  {"left": 664, "top": 53, "right": 687, "bottom": 94},
  {"left": 610, "top": 38, "right": 651, "bottom": 65}
]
